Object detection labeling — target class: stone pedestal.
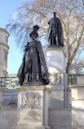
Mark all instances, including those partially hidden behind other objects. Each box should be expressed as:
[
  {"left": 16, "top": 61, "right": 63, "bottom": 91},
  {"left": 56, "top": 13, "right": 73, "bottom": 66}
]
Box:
[
  {"left": 45, "top": 47, "right": 70, "bottom": 109},
  {"left": 0, "top": 86, "right": 50, "bottom": 129},
  {"left": 16, "top": 86, "right": 50, "bottom": 129},
  {"left": 45, "top": 47, "right": 72, "bottom": 129}
]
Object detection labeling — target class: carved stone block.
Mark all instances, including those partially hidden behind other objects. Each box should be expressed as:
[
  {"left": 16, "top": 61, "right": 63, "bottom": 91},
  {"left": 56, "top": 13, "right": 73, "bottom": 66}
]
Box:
[{"left": 19, "top": 91, "right": 41, "bottom": 109}]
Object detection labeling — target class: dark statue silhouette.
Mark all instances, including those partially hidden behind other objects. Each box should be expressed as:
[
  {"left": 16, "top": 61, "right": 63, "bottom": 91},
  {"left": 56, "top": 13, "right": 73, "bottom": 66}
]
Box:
[
  {"left": 48, "top": 12, "right": 64, "bottom": 47},
  {"left": 18, "top": 25, "right": 49, "bottom": 86}
]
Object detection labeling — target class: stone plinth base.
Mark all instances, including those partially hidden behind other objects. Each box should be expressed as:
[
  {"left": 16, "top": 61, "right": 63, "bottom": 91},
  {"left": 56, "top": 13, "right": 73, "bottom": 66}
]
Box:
[
  {"left": 16, "top": 86, "right": 50, "bottom": 129},
  {"left": 0, "top": 86, "right": 51, "bottom": 129},
  {"left": 17, "top": 86, "right": 50, "bottom": 127}
]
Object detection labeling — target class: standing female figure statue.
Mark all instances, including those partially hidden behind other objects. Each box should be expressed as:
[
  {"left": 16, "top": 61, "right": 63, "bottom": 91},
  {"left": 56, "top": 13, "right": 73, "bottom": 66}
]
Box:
[{"left": 18, "top": 25, "right": 49, "bottom": 86}]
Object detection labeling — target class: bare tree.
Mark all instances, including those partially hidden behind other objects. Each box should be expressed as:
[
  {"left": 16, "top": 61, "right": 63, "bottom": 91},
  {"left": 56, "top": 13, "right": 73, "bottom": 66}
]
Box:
[
  {"left": 71, "top": 44, "right": 84, "bottom": 74},
  {"left": 7, "top": 0, "right": 84, "bottom": 74},
  {"left": 71, "top": 59, "right": 84, "bottom": 74}
]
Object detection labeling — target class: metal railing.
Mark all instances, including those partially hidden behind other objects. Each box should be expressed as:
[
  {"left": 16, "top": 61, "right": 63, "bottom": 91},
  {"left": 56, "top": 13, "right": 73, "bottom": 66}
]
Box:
[
  {"left": 68, "top": 75, "right": 77, "bottom": 84},
  {"left": 0, "top": 73, "right": 63, "bottom": 88},
  {"left": 0, "top": 77, "right": 19, "bottom": 88},
  {"left": 69, "top": 74, "right": 84, "bottom": 85},
  {"left": 0, "top": 74, "right": 83, "bottom": 88}
]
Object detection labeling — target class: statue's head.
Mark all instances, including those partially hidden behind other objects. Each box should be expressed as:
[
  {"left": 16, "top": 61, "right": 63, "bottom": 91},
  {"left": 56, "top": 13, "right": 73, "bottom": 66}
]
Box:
[
  {"left": 53, "top": 12, "right": 56, "bottom": 17},
  {"left": 30, "top": 25, "right": 39, "bottom": 40},
  {"left": 30, "top": 32, "right": 38, "bottom": 40},
  {"left": 33, "top": 25, "right": 39, "bottom": 31}
]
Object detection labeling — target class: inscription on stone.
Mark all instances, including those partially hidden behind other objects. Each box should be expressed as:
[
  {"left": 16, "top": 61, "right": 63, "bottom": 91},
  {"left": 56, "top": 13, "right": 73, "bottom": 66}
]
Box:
[{"left": 20, "top": 92, "right": 41, "bottom": 109}]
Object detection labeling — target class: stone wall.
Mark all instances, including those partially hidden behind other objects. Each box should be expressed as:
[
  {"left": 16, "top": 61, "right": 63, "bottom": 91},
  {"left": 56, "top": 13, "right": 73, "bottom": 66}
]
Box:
[
  {"left": 70, "top": 75, "right": 84, "bottom": 129},
  {"left": 49, "top": 109, "right": 72, "bottom": 129},
  {"left": 0, "top": 109, "right": 18, "bottom": 129}
]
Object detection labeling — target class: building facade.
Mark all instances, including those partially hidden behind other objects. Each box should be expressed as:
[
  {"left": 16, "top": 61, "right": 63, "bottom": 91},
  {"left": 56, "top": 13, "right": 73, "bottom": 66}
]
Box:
[{"left": 0, "top": 28, "right": 9, "bottom": 77}]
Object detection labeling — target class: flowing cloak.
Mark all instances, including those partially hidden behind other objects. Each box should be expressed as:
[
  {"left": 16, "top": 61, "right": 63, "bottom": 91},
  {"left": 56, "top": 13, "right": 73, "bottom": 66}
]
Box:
[
  {"left": 48, "top": 17, "right": 64, "bottom": 46},
  {"left": 17, "top": 40, "right": 49, "bottom": 85}
]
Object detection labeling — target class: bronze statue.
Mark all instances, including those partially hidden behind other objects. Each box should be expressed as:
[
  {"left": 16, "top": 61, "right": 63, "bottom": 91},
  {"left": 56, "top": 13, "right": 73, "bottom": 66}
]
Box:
[
  {"left": 18, "top": 25, "right": 49, "bottom": 86},
  {"left": 48, "top": 12, "right": 64, "bottom": 47}
]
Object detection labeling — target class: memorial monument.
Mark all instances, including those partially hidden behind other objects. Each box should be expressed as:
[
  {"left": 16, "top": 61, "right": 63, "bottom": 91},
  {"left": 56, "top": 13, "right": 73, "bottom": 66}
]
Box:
[
  {"left": 0, "top": 13, "right": 72, "bottom": 129},
  {"left": 46, "top": 12, "right": 66, "bottom": 76},
  {"left": 46, "top": 12, "right": 71, "bottom": 129},
  {"left": 16, "top": 25, "right": 50, "bottom": 129}
]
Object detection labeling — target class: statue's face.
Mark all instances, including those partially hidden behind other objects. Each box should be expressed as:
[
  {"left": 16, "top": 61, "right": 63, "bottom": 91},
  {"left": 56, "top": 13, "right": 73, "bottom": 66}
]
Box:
[
  {"left": 53, "top": 12, "right": 56, "bottom": 17},
  {"left": 31, "top": 35, "right": 37, "bottom": 40}
]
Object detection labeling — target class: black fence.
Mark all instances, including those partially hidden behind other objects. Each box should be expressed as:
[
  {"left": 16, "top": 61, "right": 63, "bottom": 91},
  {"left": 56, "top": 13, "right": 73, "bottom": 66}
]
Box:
[
  {"left": 0, "top": 73, "right": 63, "bottom": 88},
  {"left": 0, "top": 77, "right": 19, "bottom": 88},
  {"left": 0, "top": 74, "right": 79, "bottom": 88},
  {"left": 68, "top": 75, "right": 77, "bottom": 84}
]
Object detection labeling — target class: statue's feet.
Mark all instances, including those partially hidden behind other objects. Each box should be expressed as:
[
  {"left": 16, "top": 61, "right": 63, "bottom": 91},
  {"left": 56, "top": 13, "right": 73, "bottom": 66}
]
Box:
[
  {"left": 57, "top": 44, "right": 64, "bottom": 47},
  {"left": 23, "top": 80, "right": 43, "bottom": 86}
]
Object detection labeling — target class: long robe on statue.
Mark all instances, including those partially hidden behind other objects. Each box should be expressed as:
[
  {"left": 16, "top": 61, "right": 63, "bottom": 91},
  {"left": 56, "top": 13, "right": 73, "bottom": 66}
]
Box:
[{"left": 18, "top": 40, "right": 49, "bottom": 86}]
